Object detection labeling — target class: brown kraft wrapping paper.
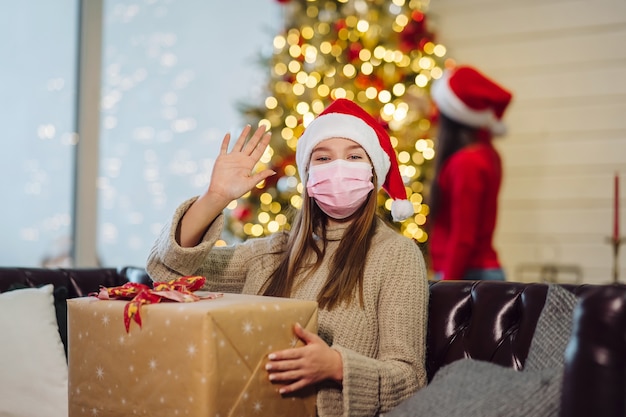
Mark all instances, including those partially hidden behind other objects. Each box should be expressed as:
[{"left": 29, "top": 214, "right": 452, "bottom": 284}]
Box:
[{"left": 68, "top": 292, "right": 318, "bottom": 417}]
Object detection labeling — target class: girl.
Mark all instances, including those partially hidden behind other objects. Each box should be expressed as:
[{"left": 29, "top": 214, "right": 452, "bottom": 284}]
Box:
[
  {"left": 146, "top": 98, "right": 429, "bottom": 417},
  {"left": 428, "top": 66, "right": 513, "bottom": 281}
]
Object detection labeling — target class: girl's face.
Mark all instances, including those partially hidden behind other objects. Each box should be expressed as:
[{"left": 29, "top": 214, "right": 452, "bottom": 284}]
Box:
[{"left": 309, "top": 137, "right": 371, "bottom": 168}]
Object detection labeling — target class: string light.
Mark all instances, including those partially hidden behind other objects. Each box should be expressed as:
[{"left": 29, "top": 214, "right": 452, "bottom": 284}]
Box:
[{"left": 231, "top": 0, "right": 446, "bottom": 243}]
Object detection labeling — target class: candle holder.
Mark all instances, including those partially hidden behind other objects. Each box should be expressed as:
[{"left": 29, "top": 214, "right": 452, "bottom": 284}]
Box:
[{"left": 606, "top": 236, "right": 623, "bottom": 284}]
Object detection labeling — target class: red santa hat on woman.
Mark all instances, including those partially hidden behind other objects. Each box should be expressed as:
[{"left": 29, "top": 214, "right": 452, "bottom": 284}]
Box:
[
  {"left": 296, "top": 98, "right": 414, "bottom": 222},
  {"left": 431, "top": 66, "right": 513, "bottom": 136}
]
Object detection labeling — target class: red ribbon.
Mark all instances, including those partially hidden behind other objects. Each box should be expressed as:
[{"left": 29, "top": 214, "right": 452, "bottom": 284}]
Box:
[{"left": 92, "top": 276, "right": 221, "bottom": 332}]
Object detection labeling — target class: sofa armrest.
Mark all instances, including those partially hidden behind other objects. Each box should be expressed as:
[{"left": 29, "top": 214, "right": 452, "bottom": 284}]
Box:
[{"left": 560, "top": 284, "right": 626, "bottom": 417}]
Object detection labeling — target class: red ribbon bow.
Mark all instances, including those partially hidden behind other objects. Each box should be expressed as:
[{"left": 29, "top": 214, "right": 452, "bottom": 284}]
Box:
[{"left": 92, "top": 276, "right": 221, "bottom": 332}]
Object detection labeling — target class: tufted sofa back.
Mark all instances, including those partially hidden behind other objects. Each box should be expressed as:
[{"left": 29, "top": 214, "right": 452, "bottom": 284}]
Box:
[
  {"left": 0, "top": 266, "right": 152, "bottom": 297},
  {"left": 425, "top": 280, "right": 597, "bottom": 381},
  {"left": 0, "top": 268, "right": 608, "bottom": 384}
]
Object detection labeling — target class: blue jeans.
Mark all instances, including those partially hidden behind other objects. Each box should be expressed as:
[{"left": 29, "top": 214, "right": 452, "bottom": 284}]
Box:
[{"left": 433, "top": 268, "right": 506, "bottom": 281}]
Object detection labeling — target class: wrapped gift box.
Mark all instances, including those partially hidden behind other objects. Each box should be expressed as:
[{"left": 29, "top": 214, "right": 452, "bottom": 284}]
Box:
[{"left": 68, "top": 292, "right": 318, "bottom": 417}]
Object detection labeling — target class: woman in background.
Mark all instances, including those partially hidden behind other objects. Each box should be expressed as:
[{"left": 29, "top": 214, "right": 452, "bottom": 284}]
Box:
[
  {"left": 146, "top": 98, "right": 429, "bottom": 417},
  {"left": 428, "top": 65, "right": 513, "bottom": 281}
]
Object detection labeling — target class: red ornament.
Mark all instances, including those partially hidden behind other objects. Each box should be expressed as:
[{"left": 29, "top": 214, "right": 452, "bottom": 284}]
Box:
[
  {"left": 429, "top": 104, "right": 440, "bottom": 124},
  {"left": 418, "top": 37, "right": 432, "bottom": 51},
  {"left": 399, "top": 14, "right": 429, "bottom": 52},
  {"left": 282, "top": 74, "right": 296, "bottom": 84},
  {"left": 372, "top": 74, "right": 385, "bottom": 91},
  {"left": 348, "top": 42, "right": 363, "bottom": 62},
  {"left": 232, "top": 205, "right": 253, "bottom": 222},
  {"left": 275, "top": 154, "right": 296, "bottom": 175},
  {"left": 275, "top": 0, "right": 291, "bottom": 3},
  {"left": 354, "top": 73, "right": 385, "bottom": 92},
  {"left": 411, "top": 10, "right": 425, "bottom": 22},
  {"left": 334, "top": 19, "right": 347, "bottom": 32},
  {"left": 355, "top": 74, "right": 370, "bottom": 89}
]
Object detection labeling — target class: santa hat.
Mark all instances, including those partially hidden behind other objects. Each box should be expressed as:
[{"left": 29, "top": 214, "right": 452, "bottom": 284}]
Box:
[
  {"left": 431, "top": 66, "right": 513, "bottom": 136},
  {"left": 296, "top": 98, "right": 414, "bottom": 222}
]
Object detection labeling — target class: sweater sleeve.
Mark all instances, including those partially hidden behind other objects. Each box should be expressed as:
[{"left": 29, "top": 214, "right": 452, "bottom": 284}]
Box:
[
  {"left": 441, "top": 153, "right": 487, "bottom": 280},
  {"left": 145, "top": 197, "right": 246, "bottom": 293},
  {"left": 329, "top": 236, "right": 429, "bottom": 416}
]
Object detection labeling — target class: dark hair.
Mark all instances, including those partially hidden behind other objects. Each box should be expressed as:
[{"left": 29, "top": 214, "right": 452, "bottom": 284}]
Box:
[{"left": 429, "top": 113, "right": 480, "bottom": 220}]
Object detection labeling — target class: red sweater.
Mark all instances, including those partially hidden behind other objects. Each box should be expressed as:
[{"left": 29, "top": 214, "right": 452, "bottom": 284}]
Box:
[{"left": 429, "top": 139, "right": 502, "bottom": 280}]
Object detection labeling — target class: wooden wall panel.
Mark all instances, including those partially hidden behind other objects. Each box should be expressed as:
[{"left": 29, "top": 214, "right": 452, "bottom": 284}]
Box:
[
  {"left": 429, "top": 0, "right": 626, "bottom": 39},
  {"left": 454, "top": 29, "right": 626, "bottom": 73},
  {"left": 428, "top": 0, "right": 626, "bottom": 284}
]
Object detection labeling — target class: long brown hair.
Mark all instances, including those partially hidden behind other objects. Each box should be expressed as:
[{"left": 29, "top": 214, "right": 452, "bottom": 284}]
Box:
[
  {"left": 262, "top": 174, "right": 379, "bottom": 310},
  {"left": 429, "top": 113, "right": 479, "bottom": 220}
]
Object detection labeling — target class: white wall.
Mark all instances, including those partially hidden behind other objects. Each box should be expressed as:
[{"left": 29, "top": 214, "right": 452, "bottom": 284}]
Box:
[{"left": 428, "top": 0, "right": 626, "bottom": 284}]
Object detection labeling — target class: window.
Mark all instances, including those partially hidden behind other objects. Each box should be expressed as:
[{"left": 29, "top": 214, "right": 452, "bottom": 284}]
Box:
[
  {"left": 0, "top": 0, "right": 280, "bottom": 267},
  {"left": 0, "top": 1, "right": 79, "bottom": 267}
]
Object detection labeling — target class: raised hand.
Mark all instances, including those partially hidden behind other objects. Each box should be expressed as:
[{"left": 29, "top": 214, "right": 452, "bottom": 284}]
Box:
[
  {"left": 208, "top": 124, "right": 275, "bottom": 203},
  {"left": 178, "top": 124, "right": 275, "bottom": 247}
]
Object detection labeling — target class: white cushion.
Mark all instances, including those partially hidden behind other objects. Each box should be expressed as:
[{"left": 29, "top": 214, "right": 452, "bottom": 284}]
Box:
[{"left": 0, "top": 284, "right": 68, "bottom": 417}]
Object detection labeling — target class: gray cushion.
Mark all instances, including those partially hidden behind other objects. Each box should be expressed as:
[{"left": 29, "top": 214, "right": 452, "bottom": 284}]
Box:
[
  {"left": 524, "top": 284, "right": 578, "bottom": 372},
  {"left": 387, "top": 359, "right": 561, "bottom": 417}
]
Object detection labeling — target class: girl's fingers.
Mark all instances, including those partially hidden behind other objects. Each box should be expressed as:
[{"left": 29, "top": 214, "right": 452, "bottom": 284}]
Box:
[
  {"left": 232, "top": 124, "right": 253, "bottom": 152},
  {"left": 269, "top": 369, "right": 301, "bottom": 383},
  {"left": 249, "top": 132, "right": 272, "bottom": 161},
  {"left": 250, "top": 169, "right": 276, "bottom": 186},
  {"left": 219, "top": 133, "right": 231, "bottom": 155},
  {"left": 293, "top": 323, "right": 317, "bottom": 344},
  {"left": 221, "top": 124, "right": 271, "bottom": 164},
  {"left": 277, "top": 380, "right": 308, "bottom": 395},
  {"left": 268, "top": 348, "right": 301, "bottom": 362},
  {"left": 243, "top": 125, "right": 270, "bottom": 156}
]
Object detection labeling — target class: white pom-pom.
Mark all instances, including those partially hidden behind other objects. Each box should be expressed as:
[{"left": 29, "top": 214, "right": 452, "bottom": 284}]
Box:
[
  {"left": 391, "top": 199, "right": 414, "bottom": 222},
  {"left": 490, "top": 120, "right": 507, "bottom": 137}
]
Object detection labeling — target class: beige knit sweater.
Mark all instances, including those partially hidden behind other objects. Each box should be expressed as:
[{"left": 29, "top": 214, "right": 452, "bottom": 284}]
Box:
[{"left": 146, "top": 198, "right": 429, "bottom": 417}]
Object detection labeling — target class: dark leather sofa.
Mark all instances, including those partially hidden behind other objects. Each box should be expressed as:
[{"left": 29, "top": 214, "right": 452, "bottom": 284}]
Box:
[
  {"left": 427, "top": 280, "right": 626, "bottom": 417},
  {"left": 1, "top": 267, "right": 624, "bottom": 417}
]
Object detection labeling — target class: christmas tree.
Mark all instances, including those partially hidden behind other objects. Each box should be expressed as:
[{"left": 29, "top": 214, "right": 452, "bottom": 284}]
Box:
[{"left": 225, "top": 0, "right": 448, "bottom": 244}]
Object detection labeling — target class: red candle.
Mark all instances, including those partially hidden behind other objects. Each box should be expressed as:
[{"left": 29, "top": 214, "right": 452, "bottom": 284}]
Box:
[{"left": 615, "top": 172, "right": 620, "bottom": 242}]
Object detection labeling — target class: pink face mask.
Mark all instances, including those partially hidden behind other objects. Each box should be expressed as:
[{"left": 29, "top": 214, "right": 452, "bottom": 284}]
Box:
[{"left": 306, "top": 159, "right": 374, "bottom": 219}]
